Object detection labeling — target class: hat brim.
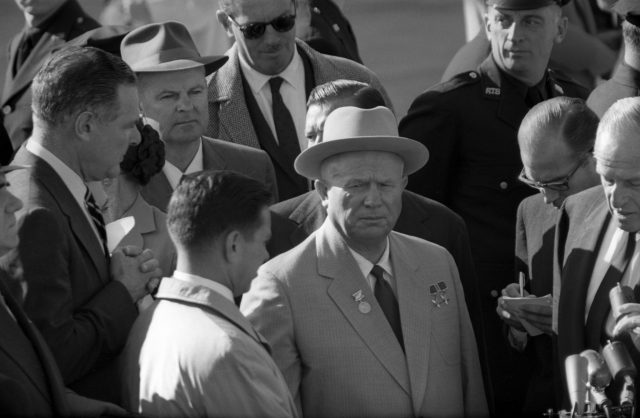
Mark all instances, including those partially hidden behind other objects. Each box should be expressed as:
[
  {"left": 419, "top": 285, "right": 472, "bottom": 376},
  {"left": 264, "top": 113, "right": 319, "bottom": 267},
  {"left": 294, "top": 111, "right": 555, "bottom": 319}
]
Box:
[
  {"left": 294, "top": 136, "right": 429, "bottom": 180},
  {"left": 0, "top": 164, "right": 28, "bottom": 174},
  {"left": 132, "top": 55, "right": 229, "bottom": 76}
]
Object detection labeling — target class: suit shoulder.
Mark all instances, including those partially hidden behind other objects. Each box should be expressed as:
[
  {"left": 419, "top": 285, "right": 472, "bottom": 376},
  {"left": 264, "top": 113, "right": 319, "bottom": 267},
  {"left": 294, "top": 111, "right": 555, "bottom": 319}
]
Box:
[
  {"left": 270, "top": 192, "right": 311, "bottom": 218},
  {"left": 403, "top": 191, "right": 464, "bottom": 226},
  {"left": 404, "top": 71, "right": 481, "bottom": 114},
  {"left": 391, "top": 230, "right": 449, "bottom": 257},
  {"left": 260, "top": 234, "right": 316, "bottom": 278},
  {"left": 203, "top": 136, "right": 266, "bottom": 157},
  {"left": 548, "top": 69, "right": 590, "bottom": 99},
  {"left": 562, "top": 185, "right": 604, "bottom": 216}
]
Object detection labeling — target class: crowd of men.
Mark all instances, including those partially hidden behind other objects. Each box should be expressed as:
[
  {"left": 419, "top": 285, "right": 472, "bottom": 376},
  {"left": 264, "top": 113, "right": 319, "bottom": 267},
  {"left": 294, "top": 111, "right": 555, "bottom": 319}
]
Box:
[{"left": 1, "top": 0, "right": 640, "bottom": 416}]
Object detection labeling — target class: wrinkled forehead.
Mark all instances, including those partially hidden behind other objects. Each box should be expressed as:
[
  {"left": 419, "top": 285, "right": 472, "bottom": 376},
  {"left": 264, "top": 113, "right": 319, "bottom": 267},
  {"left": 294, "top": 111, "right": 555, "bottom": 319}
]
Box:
[
  {"left": 595, "top": 125, "right": 640, "bottom": 169},
  {"left": 320, "top": 151, "right": 405, "bottom": 179},
  {"left": 226, "top": 0, "right": 294, "bottom": 18}
]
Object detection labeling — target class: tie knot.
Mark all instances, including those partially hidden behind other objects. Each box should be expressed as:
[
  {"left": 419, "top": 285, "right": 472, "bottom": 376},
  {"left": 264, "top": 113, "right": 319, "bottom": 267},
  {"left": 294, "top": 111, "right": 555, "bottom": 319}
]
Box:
[
  {"left": 269, "top": 76, "right": 284, "bottom": 92},
  {"left": 84, "top": 188, "right": 96, "bottom": 205},
  {"left": 371, "top": 265, "right": 385, "bottom": 281}
]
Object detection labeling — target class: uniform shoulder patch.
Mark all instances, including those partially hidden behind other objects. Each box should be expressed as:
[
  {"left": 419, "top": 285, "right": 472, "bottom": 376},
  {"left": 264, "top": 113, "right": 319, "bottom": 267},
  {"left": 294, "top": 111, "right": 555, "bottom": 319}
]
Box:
[{"left": 429, "top": 71, "right": 481, "bottom": 93}]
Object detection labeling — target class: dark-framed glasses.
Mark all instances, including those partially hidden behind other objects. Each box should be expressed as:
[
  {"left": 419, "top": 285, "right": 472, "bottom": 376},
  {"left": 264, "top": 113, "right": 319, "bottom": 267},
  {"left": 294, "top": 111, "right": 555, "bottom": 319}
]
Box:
[
  {"left": 518, "top": 157, "right": 587, "bottom": 192},
  {"left": 227, "top": 13, "right": 296, "bottom": 40}
]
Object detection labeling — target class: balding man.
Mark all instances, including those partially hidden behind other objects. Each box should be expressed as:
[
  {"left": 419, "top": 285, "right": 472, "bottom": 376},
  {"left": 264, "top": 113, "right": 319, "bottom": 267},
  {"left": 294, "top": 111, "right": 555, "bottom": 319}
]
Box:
[
  {"left": 555, "top": 96, "right": 640, "bottom": 407},
  {"left": 242, "top": 106, "right": 487, "bottom": 417}
]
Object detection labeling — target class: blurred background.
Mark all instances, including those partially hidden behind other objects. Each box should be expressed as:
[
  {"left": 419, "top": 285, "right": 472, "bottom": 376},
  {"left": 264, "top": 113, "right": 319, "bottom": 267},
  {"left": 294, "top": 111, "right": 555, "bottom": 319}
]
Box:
[{"left": 0, "top": 0, "right": 465, "bottom": 117}]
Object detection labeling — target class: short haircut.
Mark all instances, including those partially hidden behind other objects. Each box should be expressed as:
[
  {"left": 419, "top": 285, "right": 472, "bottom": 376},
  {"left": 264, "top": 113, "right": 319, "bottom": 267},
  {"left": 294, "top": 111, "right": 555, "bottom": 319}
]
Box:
[
  {"left": 518, "top": 97, "right": 598, "bottom": 157},
  {"left": 307, "top": 79, "right": 385, "bottom": 109},
  {"left": 32, "top": 45, "right": 136, "bottom": 126},
  {"left": 623, "top": 21, "right": 640, "bottom": 51},
  {"left": 597, "top": 96, "right": 640, "bottom": 145},
  {"left": 167, "top": 170, "right": 272, "bottom": 249}
]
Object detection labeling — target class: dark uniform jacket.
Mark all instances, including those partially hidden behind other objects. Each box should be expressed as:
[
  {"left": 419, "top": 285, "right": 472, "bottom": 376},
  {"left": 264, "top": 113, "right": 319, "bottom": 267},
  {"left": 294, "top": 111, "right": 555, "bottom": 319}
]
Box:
[
  {"left": 1, "top": 0, "right": 99, "bottom": 152},
  {"left": 587, "top": 62, "right": 640, "bottom": 118},
  {"left": 399, "top": 55, "right": 589, "bottom": 416}
]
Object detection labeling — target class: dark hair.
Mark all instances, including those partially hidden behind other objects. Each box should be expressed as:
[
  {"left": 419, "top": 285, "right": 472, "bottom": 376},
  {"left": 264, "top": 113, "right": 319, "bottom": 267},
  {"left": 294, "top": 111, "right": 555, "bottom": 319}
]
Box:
[
  {"left": 307, "top": 79, "right": 385, "bottom": 109},
  {"left": 32, "top": 45, "right": 136, "bottom": 126},
  {"left": 519, "top": 97, "right": 598, "bottom": 157},
  {"left": 623, "top": 21, "right": 640, "bottom": 50},
  {"left": 167, "top": 170, "right": 272, "bottom": 249},
  {"left": 120, "top": 121, "right": 165, "bottom": 186}
]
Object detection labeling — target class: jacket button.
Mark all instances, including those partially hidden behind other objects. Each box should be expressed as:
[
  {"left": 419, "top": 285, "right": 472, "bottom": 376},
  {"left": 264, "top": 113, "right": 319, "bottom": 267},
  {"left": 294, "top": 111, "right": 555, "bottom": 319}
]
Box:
[
  {"left": 499, "top": 181, "right": 508, "bottom": 190},
  {"left": 2, "top": 105, "right": 12, "bottom": 115},
  {"left": 312, "top": 7, "right": 320, "bottom": 13},
  {"left": 490, "top": 290, "right": 499, "bottom": 298}
]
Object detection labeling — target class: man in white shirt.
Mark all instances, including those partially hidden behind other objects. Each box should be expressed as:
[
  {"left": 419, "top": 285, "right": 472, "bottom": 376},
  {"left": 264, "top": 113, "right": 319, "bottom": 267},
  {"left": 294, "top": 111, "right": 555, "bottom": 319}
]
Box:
[
  {"left": 122, "top": 170, "right": 297, "bottom": 418},
  {"left": 241, "top": 106, "right": 487, "bottom": 417},
  {"left": 119, "top": 21, "right": 279, "bottom": 210},
  {"left": 555, "top": 96, "right": 640, "bottom": 408},
  {"left": 3, "top": 45, "right": 162, "bottom": 404},
  {"left": 208, "top": 0, "right": 391, "bottom": 200}
]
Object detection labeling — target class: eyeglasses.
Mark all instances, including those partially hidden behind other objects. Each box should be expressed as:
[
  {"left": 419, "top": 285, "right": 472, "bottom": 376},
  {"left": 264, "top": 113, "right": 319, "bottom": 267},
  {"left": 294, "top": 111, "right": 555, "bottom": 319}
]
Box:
[
  {"left": 518, "top": 156, "right": 588, "bottom": 192},
  {"left": 227, "top": 13, "right": 296, "bottom": 40}
]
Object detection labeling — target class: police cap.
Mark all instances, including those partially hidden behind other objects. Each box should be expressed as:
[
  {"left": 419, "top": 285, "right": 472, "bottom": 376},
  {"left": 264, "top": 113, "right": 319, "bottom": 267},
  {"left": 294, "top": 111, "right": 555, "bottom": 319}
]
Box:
[
  {"left": 613, "top": 0, "right": 640, "bottom": 27},
  {"left": 487, "top": 0, "right": 571, "bottom": 10}
]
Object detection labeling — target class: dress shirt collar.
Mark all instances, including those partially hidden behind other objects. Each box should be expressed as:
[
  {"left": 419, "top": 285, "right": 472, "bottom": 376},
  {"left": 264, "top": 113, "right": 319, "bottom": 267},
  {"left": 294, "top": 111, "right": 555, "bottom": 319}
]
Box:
[
  {"left": 348, "top": 238, "right": 392, "bottom": 281},
  {"left": 163, "top": 138, "right": 203, "bottom": 190},
  {"left": 239, "top": 48, "right": 303, "bottom": 96},
  {"left": 26, "top": 139, "right": 87, "bottom": 209},
  {"left": 172, "top": 270, "right": 234, "bottom": 303}
]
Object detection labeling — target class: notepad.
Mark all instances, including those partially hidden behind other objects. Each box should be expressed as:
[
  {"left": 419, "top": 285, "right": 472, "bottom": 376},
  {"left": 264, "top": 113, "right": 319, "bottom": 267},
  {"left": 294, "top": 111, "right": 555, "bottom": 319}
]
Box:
[{"left": 502, "top": 294, "right": 552, "bottom": 337}]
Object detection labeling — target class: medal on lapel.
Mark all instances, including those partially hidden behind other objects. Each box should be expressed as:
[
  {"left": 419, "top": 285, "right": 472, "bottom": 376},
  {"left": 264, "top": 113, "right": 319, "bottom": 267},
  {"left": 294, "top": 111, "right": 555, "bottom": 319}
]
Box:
[
  {"left": 429, "top": 282, "right": 450, "bottom": 307},
  {"left": 352, "top": 289, "right": 371, "bottom": 314},
  {"left": 429, "top": 285, "right": 441, "bottom": 307},
  {"left": 437, "top": 281, "right": 449, "bottom": 305}
]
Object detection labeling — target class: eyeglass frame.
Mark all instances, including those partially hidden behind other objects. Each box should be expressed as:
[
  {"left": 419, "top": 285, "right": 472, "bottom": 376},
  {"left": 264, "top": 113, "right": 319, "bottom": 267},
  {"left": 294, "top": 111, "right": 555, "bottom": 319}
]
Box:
[
  {"left": 518, "top": 151, "right": 592, "bottom": 192},
  {"left": 226, "top": 8, "right": 297, "bottom": 40}
]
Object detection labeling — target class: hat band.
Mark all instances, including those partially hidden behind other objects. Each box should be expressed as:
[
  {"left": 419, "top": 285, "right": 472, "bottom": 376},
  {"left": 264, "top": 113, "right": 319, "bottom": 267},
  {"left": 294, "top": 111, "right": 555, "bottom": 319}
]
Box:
[{"left": 130, "top": 47, "right": 203, "bottom": 70}]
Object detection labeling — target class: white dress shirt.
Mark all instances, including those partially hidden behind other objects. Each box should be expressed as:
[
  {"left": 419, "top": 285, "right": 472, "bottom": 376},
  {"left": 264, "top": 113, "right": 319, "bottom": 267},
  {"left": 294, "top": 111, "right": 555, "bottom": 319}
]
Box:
[
  {"left": 163, "top": 139, "right": 203, "bottom": 190},
  {"left": 172, "top": 270, "right": 234, "bottom": 302},
  {"left": 26, "top": 140, "right": 104, "bottom": 249},
  {"left": 239, "top": 49, "right": 307, "bottom": 152},
  {"left": 348, "top": 239, "right": 396, "bottom": 296}
]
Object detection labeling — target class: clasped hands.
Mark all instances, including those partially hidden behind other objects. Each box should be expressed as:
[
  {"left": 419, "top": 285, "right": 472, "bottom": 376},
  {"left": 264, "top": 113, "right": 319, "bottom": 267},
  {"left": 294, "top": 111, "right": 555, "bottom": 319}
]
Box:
[
  {"left": 110, "top": 245, "right": 163, "bottom": 302},
  {"left": 496, "top": 283, "right": 553, "bottom": 336}
]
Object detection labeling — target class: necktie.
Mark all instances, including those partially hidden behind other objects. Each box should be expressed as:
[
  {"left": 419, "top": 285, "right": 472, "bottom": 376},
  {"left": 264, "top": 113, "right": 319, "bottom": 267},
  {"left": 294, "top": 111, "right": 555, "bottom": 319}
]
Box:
[
  {"left": 585, "top": 231, "right": 636, "bottom": 348},
  {"left": 84, "top": 189, "right": 108, "bottom": 255},
  {"left": 13, "top": 27, "right": 39, "bottom": 75},
  {"left": 371, "top": 265, "right": 404, "bottom": 350},
  {"left": 525, "top": 85, "right": 545, "bottom": 108},
  {"left": 269, "top": 77, "right": 301, "bottom": 161}
]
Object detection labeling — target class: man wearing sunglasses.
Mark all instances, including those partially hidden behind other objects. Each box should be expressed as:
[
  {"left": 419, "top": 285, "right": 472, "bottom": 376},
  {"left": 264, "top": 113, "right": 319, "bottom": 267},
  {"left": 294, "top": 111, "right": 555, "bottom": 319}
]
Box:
[
  {"left": 208, "top": 0, "right": 391, "bottom": 202},
  {"left": 497, "top": 97, "right": 600, "bottom": 416}
]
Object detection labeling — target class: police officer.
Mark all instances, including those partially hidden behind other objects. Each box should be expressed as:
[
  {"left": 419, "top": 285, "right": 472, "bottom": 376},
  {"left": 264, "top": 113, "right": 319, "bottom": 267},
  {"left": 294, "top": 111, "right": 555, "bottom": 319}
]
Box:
[
  {"left": 399, "top": 0, "right": 589, "bottom": 415},
  {"left": 587, "top": 0, "right": 640, "bottom": 117}
]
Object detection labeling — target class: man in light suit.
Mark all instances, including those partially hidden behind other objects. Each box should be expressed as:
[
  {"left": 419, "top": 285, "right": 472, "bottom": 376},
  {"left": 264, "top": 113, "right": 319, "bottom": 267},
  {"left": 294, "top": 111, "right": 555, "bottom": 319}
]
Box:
[
  {"left": 1, "top": 45, "right": 162, "bottom": 405},
  {"left": 208, "top": 0, "right": 391, "bottom": 200},
  {"left": 122, "top": 170, "right": 297, "bottom": 417},
  {"left": 0, "top": 164, "right": 130, "bottom": 417},
  {"left": 242, "top": 106, "right": 488, "bottom": 417},
  {"left": 120, "top": 21, "right": 278, "bottom": 211},
  {"left": 2, "top": 0, "right": 99, "bottom": 153},
  {"left": 555, "top": 96, "right": 640, "bottom": 407},
  {"left": 496, "top": 97, "right": 600, "bottom": 415}
]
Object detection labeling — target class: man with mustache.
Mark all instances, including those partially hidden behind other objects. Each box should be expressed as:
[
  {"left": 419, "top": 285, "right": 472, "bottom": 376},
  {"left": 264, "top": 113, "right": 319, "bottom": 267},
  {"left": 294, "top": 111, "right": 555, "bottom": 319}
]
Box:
[{"left": 399, "top": 0, "right": 589, "bottom": 415}]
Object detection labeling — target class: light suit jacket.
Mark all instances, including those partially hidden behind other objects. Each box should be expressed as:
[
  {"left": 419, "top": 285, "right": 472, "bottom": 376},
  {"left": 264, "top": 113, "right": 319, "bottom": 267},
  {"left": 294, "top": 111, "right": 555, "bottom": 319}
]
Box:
[
  {"left": 122, "top": 276, "right": 298, "bottom": 418},
  {"left": 141, "top": 135, "right": 278, "bottom": 211},
  {"left": 206, "top": 39, "right": 391, "bottom": 149},
  {"left": 241, "top": 220, "right": 488, "bottom": 418}
]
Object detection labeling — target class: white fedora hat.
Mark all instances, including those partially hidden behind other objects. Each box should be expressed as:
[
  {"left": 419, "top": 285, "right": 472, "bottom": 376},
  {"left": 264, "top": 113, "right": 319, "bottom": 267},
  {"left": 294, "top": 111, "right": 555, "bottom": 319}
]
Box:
[{"left": 294, "top": 106, "right": 429, "bottom": 179}]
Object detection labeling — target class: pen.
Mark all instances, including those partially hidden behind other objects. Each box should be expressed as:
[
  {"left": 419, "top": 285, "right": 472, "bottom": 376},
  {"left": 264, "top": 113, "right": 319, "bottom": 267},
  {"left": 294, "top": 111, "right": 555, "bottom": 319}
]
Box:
[{"left": 519, "top": 272, "right": 525, "bottom": 297}]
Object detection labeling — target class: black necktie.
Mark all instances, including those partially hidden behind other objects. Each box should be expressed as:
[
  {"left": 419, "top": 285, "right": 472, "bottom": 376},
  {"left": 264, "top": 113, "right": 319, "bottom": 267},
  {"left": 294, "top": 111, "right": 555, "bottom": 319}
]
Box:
[
  {"left": 371, "top": 265, "right": 404, "bottom": 350},
  {"left": 269, "top": 77, "right": 301, "bottom": 162},
  {"left": 525, "top": 85, "right": 545, "bottom": 108},
  {"left": 84, "top": 189, "right": 108, "bottom": 255}
]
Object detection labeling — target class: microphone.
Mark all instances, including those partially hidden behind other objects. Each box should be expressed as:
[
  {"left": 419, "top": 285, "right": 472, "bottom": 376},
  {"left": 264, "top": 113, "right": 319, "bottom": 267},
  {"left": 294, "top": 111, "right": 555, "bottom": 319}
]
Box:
[
  {"left": 602, "top": 340, "right": 636, "bottom": 407},
  {"left": 565, "top": 354, "right": 588, "bottom": 415},
  {"left": 580, "top": 349, "right": 612, "bottom": 417}
]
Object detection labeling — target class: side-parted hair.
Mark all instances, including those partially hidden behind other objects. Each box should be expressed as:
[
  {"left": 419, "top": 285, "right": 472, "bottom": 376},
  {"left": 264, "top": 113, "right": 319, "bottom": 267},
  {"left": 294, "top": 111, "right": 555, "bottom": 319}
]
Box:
[
  {"left": 597, "top": 96, "right": 640, "bottom": 144},
  {"left": 307, "top": 79, "right": 385, "bottom": 109},
  {"left": 32, "top": 45, "right": 136, "bottom": 126},
  {"left": 167, "top": 170, "right": 272, "bottom": 249},
  {"left": 519, "top": 97, "right": 598, "bottom": 157}
]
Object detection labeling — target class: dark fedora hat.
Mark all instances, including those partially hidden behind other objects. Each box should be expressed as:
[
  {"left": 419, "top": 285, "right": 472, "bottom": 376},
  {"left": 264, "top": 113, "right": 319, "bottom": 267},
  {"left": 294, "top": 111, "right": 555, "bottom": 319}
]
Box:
[
  {"left": 487, "top": 0, "right": 571, "bottom": 9},
  {"left": 120, "top": 21, "right": 228, "bottom": 76}
]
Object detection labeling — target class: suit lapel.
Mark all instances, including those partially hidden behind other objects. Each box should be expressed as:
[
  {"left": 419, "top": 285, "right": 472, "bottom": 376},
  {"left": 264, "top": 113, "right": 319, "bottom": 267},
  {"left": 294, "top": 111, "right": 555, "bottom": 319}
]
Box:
[
  {"left": 317, "top": 222, "right": 410, "bottom": 395},
  {"left": 1, "top": 34, "right": 22, "bottom": 105},
  {"left": 391, "top": 233, "right": 431, "bottom": 413},
  {"left": 201, "top": 137, "right": 227, "bottom": 170},
  {"left": 141, "top": 171, "right": 173, "bottom": 212}
]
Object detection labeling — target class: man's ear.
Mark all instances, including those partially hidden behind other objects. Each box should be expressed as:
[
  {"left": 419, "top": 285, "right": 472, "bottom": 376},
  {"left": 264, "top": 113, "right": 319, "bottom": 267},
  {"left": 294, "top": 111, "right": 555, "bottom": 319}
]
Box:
[
  {"left": 483, "top": 12, "right": 492, "bottom": 41},
  {"left": 74, "top": 111, "right": 95, "bottom": 142},
  {"left": 217, "top": 10, "right": 234, "bottom": 37},
  {"left": 224, "top": 229, "right": 242, "bottom": 263},
  {"left": 401, "top": 175, "right": 408, "bottom": 189},
  {"left": 315, "top": 179, "right": 330, "bottom": 209},
  {"left": 554, "top": 15, "right": 568, "bottom": 44}
]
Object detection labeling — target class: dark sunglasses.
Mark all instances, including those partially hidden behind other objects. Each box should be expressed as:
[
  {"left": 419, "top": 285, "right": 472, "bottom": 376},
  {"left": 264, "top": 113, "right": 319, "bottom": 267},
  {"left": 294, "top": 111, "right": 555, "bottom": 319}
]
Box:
[
  {"left": 227, "top": 13, "right": 296, "bottom": 40},
  {"left": 518, "top": 155, "right": 588, "bottom": 192}
]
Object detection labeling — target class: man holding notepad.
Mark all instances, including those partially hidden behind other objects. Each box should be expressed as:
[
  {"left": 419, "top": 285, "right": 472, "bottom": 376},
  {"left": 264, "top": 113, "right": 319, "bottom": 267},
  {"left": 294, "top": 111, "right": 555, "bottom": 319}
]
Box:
[{"left": 496, "top": 97, "right": 600, "bottom": 416}]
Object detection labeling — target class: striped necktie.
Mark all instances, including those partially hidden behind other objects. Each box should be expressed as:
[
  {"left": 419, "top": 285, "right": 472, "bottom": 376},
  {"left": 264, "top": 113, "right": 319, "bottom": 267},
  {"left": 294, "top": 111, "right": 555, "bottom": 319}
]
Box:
[{"left": 84, "top": 188, "right": 108, "bottom": 254}]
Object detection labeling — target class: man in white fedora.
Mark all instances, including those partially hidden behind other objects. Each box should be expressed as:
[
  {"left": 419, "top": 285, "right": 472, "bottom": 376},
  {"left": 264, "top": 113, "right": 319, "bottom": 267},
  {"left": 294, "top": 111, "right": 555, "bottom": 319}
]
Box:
[
  {"left": 120, "top": 21, "right": 278, "bottom": 211},
  {"left": 241, "top": 106, "right": 488, "bottom": 417}
]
